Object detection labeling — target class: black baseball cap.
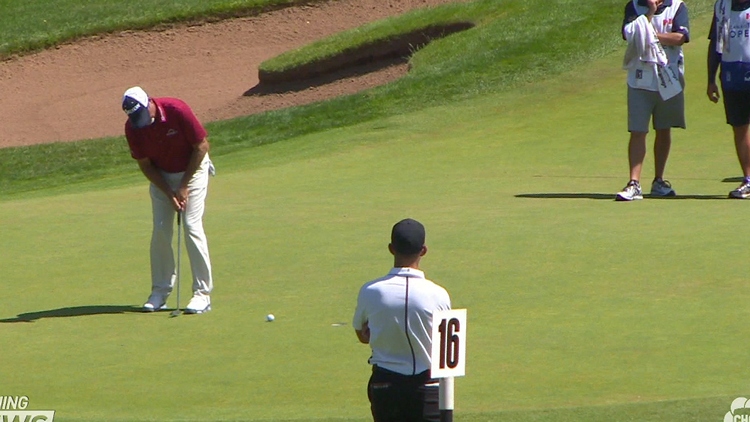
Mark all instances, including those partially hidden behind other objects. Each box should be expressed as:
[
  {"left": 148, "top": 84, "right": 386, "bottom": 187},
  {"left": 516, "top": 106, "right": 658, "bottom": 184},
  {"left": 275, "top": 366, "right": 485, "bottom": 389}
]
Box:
[
  {"left": 122, "top": 86, "right": 152, "bottom": 129},
  {"left": 391, "top": 218, "right": 426, "bottom": 255}
]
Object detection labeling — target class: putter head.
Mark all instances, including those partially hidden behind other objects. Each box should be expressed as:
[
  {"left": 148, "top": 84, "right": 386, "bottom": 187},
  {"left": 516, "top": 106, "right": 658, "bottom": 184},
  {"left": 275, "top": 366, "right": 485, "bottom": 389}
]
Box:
[{"left": 169, "top": 309, "right": 181, "bottom": 317}]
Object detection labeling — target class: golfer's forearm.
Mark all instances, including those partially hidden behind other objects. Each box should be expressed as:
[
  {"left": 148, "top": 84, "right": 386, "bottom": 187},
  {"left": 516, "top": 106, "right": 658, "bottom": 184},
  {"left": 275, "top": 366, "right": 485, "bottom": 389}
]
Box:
[
  {"left": 180, "top": 140, "right": 209, "bottom": 189},
  {"left": 139, "top": 162, "right": 172, "bottom": 196}
]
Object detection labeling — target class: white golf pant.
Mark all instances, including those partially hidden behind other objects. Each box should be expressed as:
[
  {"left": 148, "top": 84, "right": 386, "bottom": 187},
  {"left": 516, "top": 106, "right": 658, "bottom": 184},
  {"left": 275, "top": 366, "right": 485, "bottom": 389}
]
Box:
[{"left": 149, "top": 155, "right": 213, "bottom": 298}]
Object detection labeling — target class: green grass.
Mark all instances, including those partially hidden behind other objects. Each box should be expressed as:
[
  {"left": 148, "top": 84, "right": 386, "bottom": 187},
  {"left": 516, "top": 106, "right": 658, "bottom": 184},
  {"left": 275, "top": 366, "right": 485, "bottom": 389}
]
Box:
[
  {"left": 0, "top": 0, "right": 309, "bottom": 58},
  {"left": 2, "top": 0, "right": 745, "bottom": 421}
]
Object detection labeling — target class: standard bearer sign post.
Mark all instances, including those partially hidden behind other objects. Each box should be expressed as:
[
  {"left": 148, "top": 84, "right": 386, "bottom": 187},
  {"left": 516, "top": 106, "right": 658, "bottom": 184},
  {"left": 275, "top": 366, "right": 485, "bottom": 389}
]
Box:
[{"left": 431, "top": 309, "right": 467, "bottom": 422}]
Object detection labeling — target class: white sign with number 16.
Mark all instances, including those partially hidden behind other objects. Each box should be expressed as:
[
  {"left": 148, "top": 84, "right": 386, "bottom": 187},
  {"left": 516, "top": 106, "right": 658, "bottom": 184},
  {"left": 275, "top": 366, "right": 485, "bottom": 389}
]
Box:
[{"left": 430, "top": 309, "right": 467, "bottom": 378}]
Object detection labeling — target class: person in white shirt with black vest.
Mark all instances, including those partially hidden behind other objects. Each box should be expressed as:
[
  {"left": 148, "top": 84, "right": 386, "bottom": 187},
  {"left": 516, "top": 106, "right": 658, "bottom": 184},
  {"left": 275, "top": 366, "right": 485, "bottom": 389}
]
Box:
[
  {"left": 617, "top": 0, "right": 690, "bottom": 201},
  {"left": 708, "top": 0, "right": 750, "bottom": 198},
  {"left": 353, "top": 218, "right": 452, "bottom": 422}
]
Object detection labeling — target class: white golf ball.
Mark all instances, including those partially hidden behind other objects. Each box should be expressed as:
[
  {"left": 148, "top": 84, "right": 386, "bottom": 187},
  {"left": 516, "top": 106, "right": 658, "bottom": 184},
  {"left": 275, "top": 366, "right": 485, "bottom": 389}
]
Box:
[{"left": 266, "top": 314, "right": 275, "bottom": 322}]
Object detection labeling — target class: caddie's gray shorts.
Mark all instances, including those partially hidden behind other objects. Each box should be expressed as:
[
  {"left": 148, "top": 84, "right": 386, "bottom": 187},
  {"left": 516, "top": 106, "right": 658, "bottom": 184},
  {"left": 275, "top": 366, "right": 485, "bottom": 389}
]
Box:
[{"left": 627, "top": 86, "right": 685, "bottom": 133}]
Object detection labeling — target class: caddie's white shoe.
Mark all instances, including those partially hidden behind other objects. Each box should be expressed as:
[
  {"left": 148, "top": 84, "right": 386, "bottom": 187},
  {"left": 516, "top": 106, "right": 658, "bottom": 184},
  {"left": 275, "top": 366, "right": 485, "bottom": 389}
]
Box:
[
  {"left": 185, "top": 294, "right": 211, "bottom": 314},
  {"left": 143, "top": 293, "right": 168, "bottom": 312},
  {"left": 616, "top": 180, "right": 643, "bottom": 201}
]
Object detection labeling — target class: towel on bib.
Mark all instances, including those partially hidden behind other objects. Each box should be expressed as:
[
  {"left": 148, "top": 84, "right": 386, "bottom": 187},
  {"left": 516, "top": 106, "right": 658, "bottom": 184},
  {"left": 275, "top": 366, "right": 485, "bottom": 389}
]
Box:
[{"left": 623, "top": 14, "right": 681, "bottom": 100}]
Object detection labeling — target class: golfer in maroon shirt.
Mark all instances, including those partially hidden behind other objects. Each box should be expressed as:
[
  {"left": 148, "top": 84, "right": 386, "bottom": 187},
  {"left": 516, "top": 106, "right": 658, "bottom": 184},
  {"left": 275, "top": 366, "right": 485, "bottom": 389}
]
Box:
[{"left": 122, "top": 86, "right": 214, "bottom": 314}]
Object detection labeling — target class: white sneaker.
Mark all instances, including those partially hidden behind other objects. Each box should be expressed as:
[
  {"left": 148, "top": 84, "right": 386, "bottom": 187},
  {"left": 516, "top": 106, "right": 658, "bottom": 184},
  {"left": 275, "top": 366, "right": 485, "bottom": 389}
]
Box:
[
  {"left": 185, "top": 294, "right": 211, "bottom": 314},
  {"left": 143, "top": 293, "right": 168, "bottom": 312},
  {"left": 616, "top": 180, "right": 643, "bottom": 201},
  {"left": 729, "top": 181, "right": 750, "bottom": 199},
  {"left": 650, "top": 179, "right": 676, "bottom": 197}
]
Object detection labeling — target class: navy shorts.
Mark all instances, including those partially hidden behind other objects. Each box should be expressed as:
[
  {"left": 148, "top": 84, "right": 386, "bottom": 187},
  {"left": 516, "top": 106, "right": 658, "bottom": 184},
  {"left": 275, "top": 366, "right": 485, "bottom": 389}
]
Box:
[{"left": 721, "top": 88, "right": 750, "bottom": 127}]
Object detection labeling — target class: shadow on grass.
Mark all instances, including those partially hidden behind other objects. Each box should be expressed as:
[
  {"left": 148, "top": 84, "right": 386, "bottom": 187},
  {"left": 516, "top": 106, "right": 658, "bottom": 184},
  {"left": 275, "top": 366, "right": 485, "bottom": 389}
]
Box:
[
  {"left": 723, "top": 176, "right": 744, "bottom": 183},
  {"left": 0, "top": 305, "right": 144, "bottom": 323},
  {"left": 515, "top": 193, "right": 727, "bottom": 200},
  {"left": 459, "top": 395, "right": 732, "bottom": 422}
]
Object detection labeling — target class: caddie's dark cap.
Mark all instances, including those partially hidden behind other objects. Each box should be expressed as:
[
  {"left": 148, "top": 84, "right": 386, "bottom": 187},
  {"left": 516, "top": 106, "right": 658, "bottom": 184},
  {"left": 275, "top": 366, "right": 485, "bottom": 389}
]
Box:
[
  {"left": 391, "top": 218, "right": 425, "bottom": 255},
  {"left": 122, "top": 86, "right": 152, "bottom": 129}
]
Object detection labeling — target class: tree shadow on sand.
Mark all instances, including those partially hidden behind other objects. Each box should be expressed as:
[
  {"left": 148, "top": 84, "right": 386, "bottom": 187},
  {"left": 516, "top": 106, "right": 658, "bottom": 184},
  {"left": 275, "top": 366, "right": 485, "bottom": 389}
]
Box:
[{"left": 0, "top": 305, "right": 144, "bottom": 323}]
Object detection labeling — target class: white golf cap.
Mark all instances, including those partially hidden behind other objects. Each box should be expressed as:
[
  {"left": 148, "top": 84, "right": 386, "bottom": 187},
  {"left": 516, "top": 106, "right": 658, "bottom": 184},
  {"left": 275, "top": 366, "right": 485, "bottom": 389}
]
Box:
[{"left": 122, "top": 86, "right": 151, "bottom": 129}]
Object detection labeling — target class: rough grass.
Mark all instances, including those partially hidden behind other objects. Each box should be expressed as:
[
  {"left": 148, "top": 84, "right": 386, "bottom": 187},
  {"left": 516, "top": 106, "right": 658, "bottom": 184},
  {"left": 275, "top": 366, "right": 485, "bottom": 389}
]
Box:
[{"left": 0, "top": 0, "right": 312, "bottom": 59}]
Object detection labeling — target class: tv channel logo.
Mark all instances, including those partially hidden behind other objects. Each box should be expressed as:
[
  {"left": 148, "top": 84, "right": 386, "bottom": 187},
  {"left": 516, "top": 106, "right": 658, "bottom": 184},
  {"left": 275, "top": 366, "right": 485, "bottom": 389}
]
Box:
[
  {"left": 725, "top": 397, "right": 750, "bottom": 422},
  {"left": 0, "top": 396, "right": 54, "bottom": 422}
]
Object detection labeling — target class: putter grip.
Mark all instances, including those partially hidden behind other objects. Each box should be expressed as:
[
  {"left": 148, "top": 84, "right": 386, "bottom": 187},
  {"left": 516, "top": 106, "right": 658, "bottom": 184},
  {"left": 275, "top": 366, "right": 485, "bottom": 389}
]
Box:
[{"left": 177, "top": 212, "right": 181, "bottom": 225}]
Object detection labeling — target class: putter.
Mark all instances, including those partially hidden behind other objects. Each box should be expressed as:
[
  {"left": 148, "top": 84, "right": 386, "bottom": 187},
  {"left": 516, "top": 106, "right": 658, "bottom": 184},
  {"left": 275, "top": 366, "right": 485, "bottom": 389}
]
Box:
[{"left": 170, "top": 211, "right": 183, "bottom": 317}]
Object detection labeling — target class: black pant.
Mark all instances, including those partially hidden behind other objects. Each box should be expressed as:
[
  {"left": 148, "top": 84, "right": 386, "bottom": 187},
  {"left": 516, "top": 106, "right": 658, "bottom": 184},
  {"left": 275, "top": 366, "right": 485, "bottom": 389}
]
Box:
[{"left": 367, "top": 366, "right": 439, "bottom": 422}]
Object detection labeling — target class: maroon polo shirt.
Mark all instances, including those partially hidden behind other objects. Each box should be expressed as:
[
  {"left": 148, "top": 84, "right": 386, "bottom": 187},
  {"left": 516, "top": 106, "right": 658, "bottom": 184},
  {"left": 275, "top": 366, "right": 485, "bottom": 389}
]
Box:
[{"left": 125, "top": 97, "right": 207, "bottom": 173}]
